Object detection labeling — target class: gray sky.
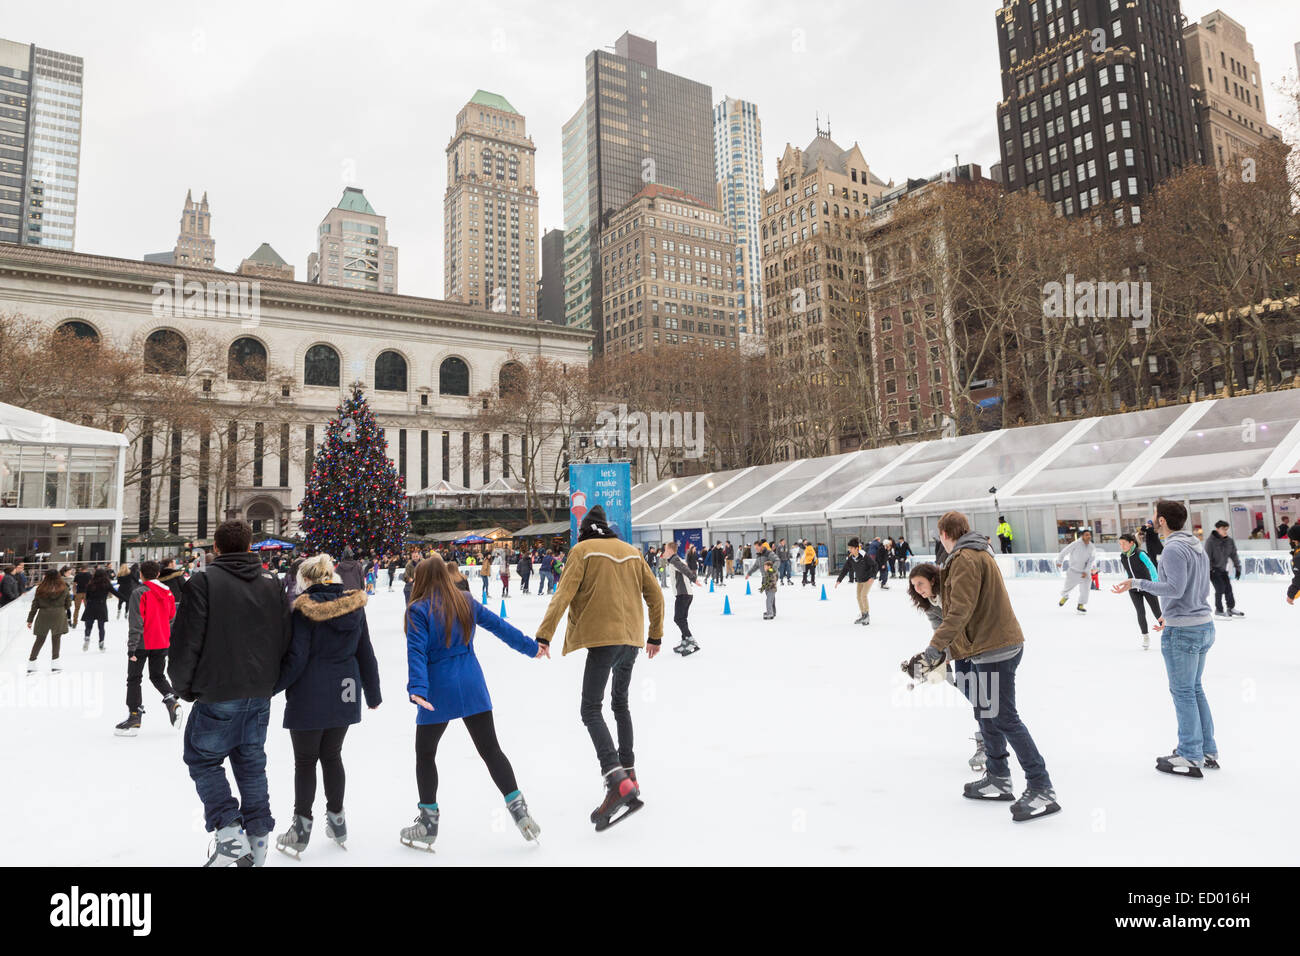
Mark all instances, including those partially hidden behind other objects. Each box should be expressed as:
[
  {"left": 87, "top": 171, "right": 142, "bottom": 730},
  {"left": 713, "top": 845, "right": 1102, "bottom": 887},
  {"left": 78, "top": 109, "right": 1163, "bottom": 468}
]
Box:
[{"left": 10, "top": 0, "right": 1300, "bottom": 300}]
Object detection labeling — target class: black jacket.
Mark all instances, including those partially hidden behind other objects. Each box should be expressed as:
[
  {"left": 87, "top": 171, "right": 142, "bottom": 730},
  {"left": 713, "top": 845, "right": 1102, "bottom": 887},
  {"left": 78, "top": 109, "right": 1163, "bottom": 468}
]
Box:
[
  {"left": 1288, "top": 545, "right": 1300, "bottom": 602},
  {"left": 158, "top": 568, "right": 186, "bottom": 608},
  {"left": 0, "top": 573, "right": 18, "bottom": 606},
  {"left": 275, "top": 584, "right": 380, "bottom": 730},
  {"left": 335, "top": 558, "right": 366, "bottom": 592},
  {"left": 1142, "top": 526, "right": 1163, "bottom": 560},
  {"left": 167, "top": 551, "right": 291, "bottom": 704},
  {"left": 836, "top": 551, "right": 878, "bottom": 584},
  {"left": 1120, "top": 548, "right": 1157, "bottom": 582},
  {"left": 516, "top": 554, "right": 533, "bottom": 574}
]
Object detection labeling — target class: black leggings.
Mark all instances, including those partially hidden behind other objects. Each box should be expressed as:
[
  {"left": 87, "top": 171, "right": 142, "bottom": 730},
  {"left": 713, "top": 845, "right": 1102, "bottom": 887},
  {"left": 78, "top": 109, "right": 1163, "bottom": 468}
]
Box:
[
  {"left": 84, "top": 617, "right": 105, "bottom": 641},
  {"left": 290, "top": 726, "right": 349, "bottom": 818},
  {"left": 1129, "top": 590, "right": 1163, "bottom": 635},
  {"left": 415, "top": 711, "right": 517, "bottom": 805}
]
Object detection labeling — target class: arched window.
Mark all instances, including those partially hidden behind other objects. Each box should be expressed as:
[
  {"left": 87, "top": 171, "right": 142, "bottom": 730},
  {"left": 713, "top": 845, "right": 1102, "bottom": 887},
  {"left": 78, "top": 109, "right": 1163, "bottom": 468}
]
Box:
[
  {"left": 228, "top": 337, "right": 267, "bottom": 382},
  {"left": 304, "top": 344, "right": 340, "bottom": 387},
  {"left": 375, "top": 350, "right": 407, "bottom": 392},
  {"left": 144, "top": 329, "right": 187, "bottom": 375},
  {"left": 482, "top": 149, "right": 492, "bottom": 175},
  {"left": 55, "top": 320, "right": 99, "bottom": 343},
  {"left": 498, "top": 361, "right": 524, "bottom": 397},
  {"left": 439, "top": 357, "right": 469, "bottom": 396}
]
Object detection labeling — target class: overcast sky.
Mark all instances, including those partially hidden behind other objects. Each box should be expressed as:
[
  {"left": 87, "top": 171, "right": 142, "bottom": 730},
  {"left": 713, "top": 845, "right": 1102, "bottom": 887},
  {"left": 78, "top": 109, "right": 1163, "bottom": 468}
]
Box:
[{"left": 9, "top": 0, "right": 1299, "bottom": 300}]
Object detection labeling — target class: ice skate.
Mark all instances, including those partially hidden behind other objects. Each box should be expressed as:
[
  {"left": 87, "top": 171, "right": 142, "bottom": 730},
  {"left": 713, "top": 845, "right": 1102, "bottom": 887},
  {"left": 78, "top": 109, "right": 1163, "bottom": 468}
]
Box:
[
  {"left": 679, "top": 639, "right": 701, "bottom": 657},
  {"left": 1075, "top": 604, "right": 1087, "bottom": 613},
  {"left": 505, "top": 791, "right": 541, "bottom": 843},
  {"left": 1228, "top": 609, "right": 1244, "bottom": 618},
  {"left": 1142, "top": 634, "right": 1150, "bottom": 650},
  {"left": 325, "top": 809, "right": 347, "bottom": 848},
  {"left": 1214, "top": 610, "right": 1230, "bottom": 619},
  {"left": 962, "top": 773, "right": 1014, "bottom": 801},
  {"left": 163, "top": 694, "right": 182, "bottom": 727},
  {"left": 1155, "top": 752, "right": 1203, "bottom": 779},
  {"left": 673, "top": 639, "right": 690, "bottom": 654},
  {"left": 1203, "top": 754, "right": 1220, "bottom": 770},
  {"left": 98, "top": 641, "right": 105, "bottom": 652},
  {"left": 859, "top": 613, "right": 870, "bottom": 625},
  {"left": 1058, "top": 595, "right": 1068, "bottom": 607},
  {"left": 248, "top": 832, "right": 269, "bottom": 867},
  {"left": 26, "top": 661, "right": 37, "bottom": 675},
  {"left": 113, "top": 708, "right": 142, "bottom": 737},
  {"left": 51, "top": 661, "right": 62, "bottom": 674},
  {"left": 400, "top": 805, "right": 439, "bottom": 851},
  {"left": 1010, "top": 787, "right": 1061, "bottom": 822},
  {"left": 852, "top": 614, "right": 866, "bottom": 625},
  {"left": 276, "top": 814, "right": 312, "bottom": 858},
  {"left": 203, "top": 824, "right": 253, "bottom": 867},
  {"left": 592, "top": 767, "right": 642, "bottom": 832},
  {"left": 968, "top": 733, "right": 986, "bottom": 772},
  {"left": 82, "top": 639, "right": 89, "bottom": 652}
]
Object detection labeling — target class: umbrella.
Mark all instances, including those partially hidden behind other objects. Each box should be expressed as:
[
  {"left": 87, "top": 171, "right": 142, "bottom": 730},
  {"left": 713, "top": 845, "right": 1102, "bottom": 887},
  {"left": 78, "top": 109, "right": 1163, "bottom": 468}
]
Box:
[
  {"left": 453, "top": 534, "right": 492, "bottom": 545},
  {"left": 251, "top": 538, "right": 295, "bottom": 551}
]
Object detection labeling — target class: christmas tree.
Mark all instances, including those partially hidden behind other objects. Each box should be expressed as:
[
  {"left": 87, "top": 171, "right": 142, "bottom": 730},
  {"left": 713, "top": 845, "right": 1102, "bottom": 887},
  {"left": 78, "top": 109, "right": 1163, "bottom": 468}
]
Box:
[{"left": 299, "top": 384, "right": 410, "bottom": 556}]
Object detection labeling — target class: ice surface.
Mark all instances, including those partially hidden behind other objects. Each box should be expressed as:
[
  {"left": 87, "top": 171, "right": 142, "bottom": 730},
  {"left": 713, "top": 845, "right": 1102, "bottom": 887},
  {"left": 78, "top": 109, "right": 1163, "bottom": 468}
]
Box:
[{"left": 2, "top": 573, "right": 1296, "bottom": 865}]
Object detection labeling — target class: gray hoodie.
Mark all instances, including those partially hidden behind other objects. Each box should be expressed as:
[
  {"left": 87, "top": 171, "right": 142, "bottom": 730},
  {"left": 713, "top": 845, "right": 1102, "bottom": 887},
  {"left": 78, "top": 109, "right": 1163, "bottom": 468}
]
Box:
[
  {"left": 1057, "top": 538, "right": 1098, "bottom": 574},
  {"left": 940, "top": 531, "right": 995, "bottom": 568},
  {"left": 1133, "top": 530, "right": 1212, "bottom": 626}
]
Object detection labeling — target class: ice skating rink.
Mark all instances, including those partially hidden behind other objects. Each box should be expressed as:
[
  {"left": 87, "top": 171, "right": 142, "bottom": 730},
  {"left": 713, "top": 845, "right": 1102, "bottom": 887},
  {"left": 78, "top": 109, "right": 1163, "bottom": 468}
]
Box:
[{"left": 2, "top": 574, "right": 1296, "bottom": 866}]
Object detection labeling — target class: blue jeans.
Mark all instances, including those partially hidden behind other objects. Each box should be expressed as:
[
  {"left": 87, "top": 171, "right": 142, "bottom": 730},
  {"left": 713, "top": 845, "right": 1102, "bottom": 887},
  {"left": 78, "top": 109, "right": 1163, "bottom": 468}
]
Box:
[
  {"left": 1161, "top": 622, "right": 1217, "bottom": 763},
  {"left": 183, "top": 698, "right": 273, "bottom": 836},
  {"left": 969, "top": 648, "right": 1052, "bottom": 791}
]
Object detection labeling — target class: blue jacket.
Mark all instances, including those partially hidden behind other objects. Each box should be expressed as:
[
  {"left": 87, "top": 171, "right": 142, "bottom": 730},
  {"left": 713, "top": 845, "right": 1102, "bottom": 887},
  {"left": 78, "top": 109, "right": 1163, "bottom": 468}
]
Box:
[
  {"left": 406, "top": 593, "right": 538, "bottom": 724},
  {"left": 275, "top": 584, "right": 381, "bottom": 730}
]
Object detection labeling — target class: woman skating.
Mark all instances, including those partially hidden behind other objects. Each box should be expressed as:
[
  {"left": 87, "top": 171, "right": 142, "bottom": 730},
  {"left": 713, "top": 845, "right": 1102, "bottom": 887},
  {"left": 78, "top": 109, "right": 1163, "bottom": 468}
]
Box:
[
  {"left": 81, "top": 568, "right": 119, "bottom": 652},
  {"left": 274, "top": 554, "right": 381, "bottom": 858},
  {"left": 1118, "top": 533, "right": 1162, "bottom": 650},
  {"left": 478, "top": 556, "right": 492, "bottom": 602},
  {"left": 26, "top": 570, "right": 72, "bottom": 673},
  {"left": 400, "top": 554, "right": 546, "bottom": 850},
  {"left": 115, "top": 563, "right": 138, "bottom": 619},
  {"left": 906, "top": 563, "right": 987, "bottom": 772}
]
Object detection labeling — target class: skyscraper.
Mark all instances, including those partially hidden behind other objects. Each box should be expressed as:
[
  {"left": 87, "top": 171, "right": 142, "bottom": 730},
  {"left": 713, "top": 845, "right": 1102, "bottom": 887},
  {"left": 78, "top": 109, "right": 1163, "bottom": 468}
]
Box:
[
  {"left": 443, "top": 91, "right": 538, "bottom": 317},
  {"left": 0, "top": 37, "right": 83, "bottom": 249},
  {"left": 539, "top": 227, "right": 565, "bottom": 324},
  {"left": 145, "top": 189, "right": 215, "bottom": 267},
  {"left": 561, "top": 32, "right": 715, "bottom": 353},
  {"left": 713, "top": 95, "right": 765, "bottom": 344},
  {"left": 994, "top": 0, "right": 1202, "bottom": 220},
  {"left": 1183, "top": 10, "right": 1281, "bottom": 172},
  {"left": 307, "top": 187, "right": 398, "bottom": 293}
]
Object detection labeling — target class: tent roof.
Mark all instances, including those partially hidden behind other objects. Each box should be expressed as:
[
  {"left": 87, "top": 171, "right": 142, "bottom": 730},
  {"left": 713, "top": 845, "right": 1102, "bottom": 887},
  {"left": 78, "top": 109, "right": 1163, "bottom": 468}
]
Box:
[
  {"left": 631, "top": 391, "right": 1300, "bottom": 531},
  {"left": 515, "top": 520, "right": 570, "bottom": 536},
  {"left": 0, "top": 403, "right": 129, "bottom": 448}
]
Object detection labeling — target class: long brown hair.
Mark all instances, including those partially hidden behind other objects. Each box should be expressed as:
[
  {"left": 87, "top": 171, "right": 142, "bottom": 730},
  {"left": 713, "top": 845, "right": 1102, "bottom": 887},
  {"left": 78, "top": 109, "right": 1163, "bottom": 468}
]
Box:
[
  {"left": 907, "top": 563, "right": 942, "bottom": 613},
  {"left": 405, "top": 554, "right": 475, "bottom": 648},
  {"left": 35, "top": 569, "right": 67, "bottom": 599}
]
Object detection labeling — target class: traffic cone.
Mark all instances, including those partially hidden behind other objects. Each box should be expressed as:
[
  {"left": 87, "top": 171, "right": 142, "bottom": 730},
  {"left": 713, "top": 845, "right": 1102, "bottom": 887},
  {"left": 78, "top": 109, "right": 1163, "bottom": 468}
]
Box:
[
  {"left": 819, "top": 584, "right": 828, "bottom": 601},
  {"left": 722, "top": 595, "right": 732, "bottom": 616},
  {"left": 500, "top": 599, "right": 508, "bottom": 619},
  {"left": 745, "top": 579, "right": 752, "bottom": 595},
  {"left": 709, "top": 579, "right": 715, "bottom": 593}
]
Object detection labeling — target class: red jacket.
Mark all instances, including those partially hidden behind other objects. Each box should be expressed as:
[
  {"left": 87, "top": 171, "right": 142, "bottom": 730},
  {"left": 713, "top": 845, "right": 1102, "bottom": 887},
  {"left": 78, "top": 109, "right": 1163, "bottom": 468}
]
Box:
[{"left": 128, "top": 580, "right": 176, "bottom": 652}]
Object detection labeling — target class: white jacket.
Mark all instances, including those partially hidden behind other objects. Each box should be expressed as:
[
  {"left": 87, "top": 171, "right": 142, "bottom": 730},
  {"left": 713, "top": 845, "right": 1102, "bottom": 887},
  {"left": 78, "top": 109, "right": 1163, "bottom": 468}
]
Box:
[{"left": 1057, "top": 539, "right": 1098, "bottom": 574}]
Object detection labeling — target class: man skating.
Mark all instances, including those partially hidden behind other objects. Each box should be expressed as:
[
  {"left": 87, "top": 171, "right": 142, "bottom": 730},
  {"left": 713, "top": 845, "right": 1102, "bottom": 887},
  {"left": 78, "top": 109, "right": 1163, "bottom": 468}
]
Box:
[
  {"left": 536, "top": 506, "right": 664, "bottom": 830},
  {"left": 169, "top": 520, "right": 291, "bottom": 866},
  {"left": 1206, "top": 521, "right": 1244, "bottom": 620},
  {"left": 917, "top": 511, "right": 1059, "bottom": 822},
  {"left": 662, "top": 540, "right": 703, "bottom": 654},
  {"left": 834, "top": 537, "right": 877, "bottom": 625},
  {"left": 1056, "top": 529, "right": 1097, "bottom": 613},
  {"left": 115, "top": 560, "right": 182, "bottom": 737},
  {"left": 1113, "top": 500, "right": 1218, "bottom": 778}
]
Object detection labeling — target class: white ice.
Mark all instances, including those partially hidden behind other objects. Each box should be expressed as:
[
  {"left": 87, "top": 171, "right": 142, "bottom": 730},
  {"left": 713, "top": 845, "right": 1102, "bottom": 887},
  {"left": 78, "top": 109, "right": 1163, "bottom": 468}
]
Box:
[{"left": 2, "top": 572, "right": 1296, "bottom": 865}]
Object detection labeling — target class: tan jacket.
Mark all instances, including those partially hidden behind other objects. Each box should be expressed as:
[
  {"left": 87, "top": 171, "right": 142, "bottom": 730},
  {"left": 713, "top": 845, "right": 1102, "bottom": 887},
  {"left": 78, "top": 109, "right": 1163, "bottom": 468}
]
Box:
[
  {"left": 928, "top": 546, "right": 1024, "bottom": 661},
  {"left": 536, "top": 537, "right": 664, "bottom": 655}
]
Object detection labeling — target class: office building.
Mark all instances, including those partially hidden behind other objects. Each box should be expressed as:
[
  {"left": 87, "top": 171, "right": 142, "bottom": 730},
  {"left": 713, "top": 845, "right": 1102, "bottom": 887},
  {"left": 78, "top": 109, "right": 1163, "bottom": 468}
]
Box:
[
  {"left": 713, "top": 95, "right": 765, "bottom": 344},
  {"left": 307, "top": 187, "right": 398, "bottom": 293}
]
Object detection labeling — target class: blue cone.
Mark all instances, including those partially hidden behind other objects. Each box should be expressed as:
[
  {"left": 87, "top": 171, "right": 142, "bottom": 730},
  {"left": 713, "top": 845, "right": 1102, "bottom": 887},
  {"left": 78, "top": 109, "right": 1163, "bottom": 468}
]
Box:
[
  {"left": 709, "top": 579, "right": 715, "bottom": 593},
  {"left": 819, "top": 584, "right": 828, "bottom": 601},
  {"left": 745, "top": 579, "right": 752, "bottom": 595},
  {"left": 722, "top": 595, "right": 732, "bottom": 616},
  {"left": 500, "top": 599, "right": 508, "bottom": 619}
]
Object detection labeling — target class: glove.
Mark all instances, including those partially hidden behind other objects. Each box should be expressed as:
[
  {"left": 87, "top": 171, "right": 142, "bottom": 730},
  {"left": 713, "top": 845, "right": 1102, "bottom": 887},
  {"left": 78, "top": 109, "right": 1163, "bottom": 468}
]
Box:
[
  {"left": 923, "top": 645, "right": 944, "bottom": 666},
  {"left": 1234, "top": 568, "right": 1240, "bottom": 581}
]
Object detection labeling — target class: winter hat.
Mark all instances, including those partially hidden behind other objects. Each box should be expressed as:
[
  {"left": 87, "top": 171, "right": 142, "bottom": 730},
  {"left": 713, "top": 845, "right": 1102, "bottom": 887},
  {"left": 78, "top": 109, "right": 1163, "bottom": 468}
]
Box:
[
  {"left": 578, "top": 505, "right": 617, "bottom": 542},
  {"left": 1289, "top": 525, "right": 1300, "bottom": 544}
]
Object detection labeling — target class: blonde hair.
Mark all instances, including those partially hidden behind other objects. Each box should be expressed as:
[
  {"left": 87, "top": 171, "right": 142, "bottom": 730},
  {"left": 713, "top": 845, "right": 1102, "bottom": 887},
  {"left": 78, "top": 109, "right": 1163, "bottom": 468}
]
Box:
[{"left": 297, "top": 553, "right": 341, "bottom": 591}]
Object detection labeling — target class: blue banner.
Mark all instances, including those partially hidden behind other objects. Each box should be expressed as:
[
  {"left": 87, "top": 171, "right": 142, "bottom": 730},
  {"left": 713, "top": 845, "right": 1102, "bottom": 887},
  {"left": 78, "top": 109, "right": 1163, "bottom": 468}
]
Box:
[
  {"left": 569, "top": 462, "right": 632, "bottom": 543},
  {"left": 674, "top": 528, "right": 703, "bottom": 553}
]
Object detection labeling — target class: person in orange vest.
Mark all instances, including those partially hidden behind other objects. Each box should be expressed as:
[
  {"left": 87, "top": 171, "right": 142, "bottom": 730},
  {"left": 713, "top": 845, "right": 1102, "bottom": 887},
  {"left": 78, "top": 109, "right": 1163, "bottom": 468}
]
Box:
[{"left": 801, "top": 541, "right": 818, "bottom": 587}]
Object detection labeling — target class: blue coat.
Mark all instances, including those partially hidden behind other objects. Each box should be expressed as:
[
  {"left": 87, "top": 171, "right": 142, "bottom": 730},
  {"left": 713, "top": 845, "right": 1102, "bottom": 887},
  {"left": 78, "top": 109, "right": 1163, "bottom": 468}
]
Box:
[
  {"left": 275, "top": 584, "right": 381, "bottom": 730},
  {"left": 406, "top": 594, "right": 538, "bottom": 724}
]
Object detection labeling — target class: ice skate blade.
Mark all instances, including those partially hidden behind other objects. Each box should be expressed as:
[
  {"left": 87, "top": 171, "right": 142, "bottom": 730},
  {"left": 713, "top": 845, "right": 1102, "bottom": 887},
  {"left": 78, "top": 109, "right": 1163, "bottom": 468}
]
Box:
[
  {"left": 1011, "top": 803, "right": 1061, "bottom": 822},
  {"left": 1155, "top": 762, "right": 1203, "bottom": 779},
  {"left": 963, "top": 792, "right": 1015, "bottom": 801},
  {"left": 400, "top": 838, "right": 436, "bottom": 852},
  {"left": 274, "top": 843, "right": 303, "bottom": 861},
  {"left": 594, "top": 797, "right": 644, "bottom": 832},
  {"left": 968, "top": 760, "right": 986, "bottom": 772},
  {"left": 113, "top": 728, "right": 139, "bottom": 737}
]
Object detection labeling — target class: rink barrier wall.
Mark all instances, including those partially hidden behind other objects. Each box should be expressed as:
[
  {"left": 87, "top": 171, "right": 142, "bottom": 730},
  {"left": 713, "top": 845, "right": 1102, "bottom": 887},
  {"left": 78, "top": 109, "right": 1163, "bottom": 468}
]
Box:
[
  {"left": 0, "top": 593, "right": 31, "bottom": 658},
  {"left": 1003, "top": 553, "right": 1294, "bottom": 582}
]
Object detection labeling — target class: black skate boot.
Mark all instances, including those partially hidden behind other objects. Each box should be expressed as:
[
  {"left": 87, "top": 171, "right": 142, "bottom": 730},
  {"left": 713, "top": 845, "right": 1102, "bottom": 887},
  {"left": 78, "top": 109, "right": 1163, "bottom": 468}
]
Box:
[
  {"left": 325, "top": 809, "right": 347, "bottom": 849},
  {"left": 591, "top": 767, "right": 642, "bottom": 832},
  {"left": 963, "top": 773, "right": 1014, "bottom": 801},
  {"left": 679, "top": 638, "right": 701, "bottom": 656},
  {"left": 1010, "top": 787, "right": 1061, "bottom": 822},
  {"left": 1203, "top": 753, "right": 1220, "bottom": 770},
  {"left": 163, "top": 694, "right": 182, "bottom": 727},
  {"left": 276, "top": 814, "right": 312, "bottom": 859},
  {"left": 505, "top": 791, "right": 541, "bottom": 843},
  {"left": 1155, "top": 752, "right": 1203, "bottom": 778},
  {"left": 1076, "top": 604, "right": 1087, "bottom": 613},
  {"left": 968, "top": 732, "right": 987, "bottom": 772},
  {"left": 204, "top": 824, "right": 253, "bottom": 867},
  {"left": 114, "top": 708, "right": 143, "bottom": 737},
  {"left": 400, "top": 805, "right": 439, "bottom": 851}
]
